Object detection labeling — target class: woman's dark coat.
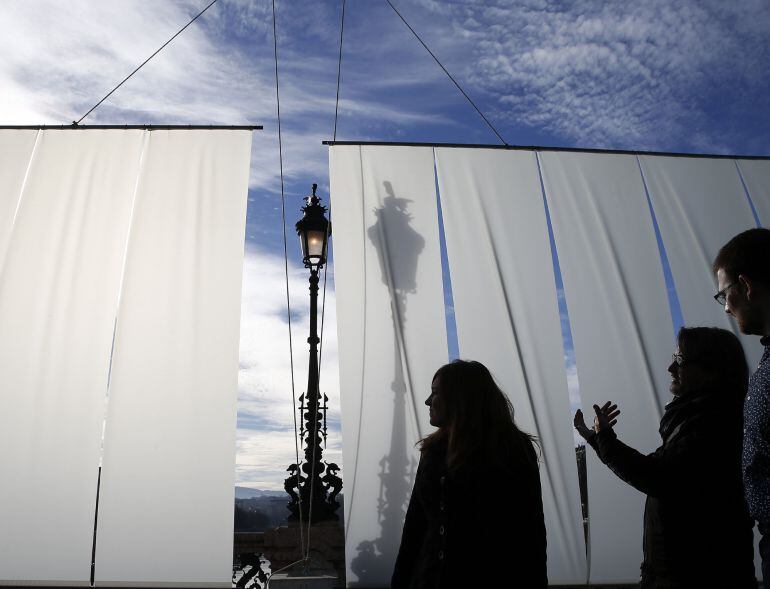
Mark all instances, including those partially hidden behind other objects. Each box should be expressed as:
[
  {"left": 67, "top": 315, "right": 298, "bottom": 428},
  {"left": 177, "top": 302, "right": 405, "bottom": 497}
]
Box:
[
  {"left": 587, "top": 388, "right": 756, "bottom": 588},
  {"left": 391, "top": 433, "right": 547, "bottom": 589}
]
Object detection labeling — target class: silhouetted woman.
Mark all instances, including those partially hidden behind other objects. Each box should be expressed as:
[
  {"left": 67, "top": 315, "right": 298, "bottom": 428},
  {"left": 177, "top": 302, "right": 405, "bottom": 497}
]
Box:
[
  {"left": 391, "top": 360, "right": 547, "bottom": 589},
  {"left": 574, "top": 327, "right": 756, "bottom": 588}
]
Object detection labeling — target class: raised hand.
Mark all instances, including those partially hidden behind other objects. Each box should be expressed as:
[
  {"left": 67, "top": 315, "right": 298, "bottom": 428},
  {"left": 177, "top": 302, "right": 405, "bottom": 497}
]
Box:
[
  {"left": 573, "top": 409, "right": 595, "bottom": 441},
  {"left": 592, "top": 401, "right": 620, "bottom": 432}
]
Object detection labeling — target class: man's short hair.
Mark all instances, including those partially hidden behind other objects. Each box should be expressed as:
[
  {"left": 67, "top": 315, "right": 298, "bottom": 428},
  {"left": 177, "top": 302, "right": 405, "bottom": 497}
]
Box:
[{"left": 713, "top": 228, "right": 770, "bottom": 284}]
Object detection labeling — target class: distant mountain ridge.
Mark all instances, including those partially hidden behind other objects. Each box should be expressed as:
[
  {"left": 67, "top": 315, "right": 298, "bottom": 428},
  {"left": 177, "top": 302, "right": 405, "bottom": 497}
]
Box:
[
  {"left": 234, "top": 488, "right": 346, "bottom": 531},
  {"left": 235, "top": 486, "right": 286, "bottom": 499}
]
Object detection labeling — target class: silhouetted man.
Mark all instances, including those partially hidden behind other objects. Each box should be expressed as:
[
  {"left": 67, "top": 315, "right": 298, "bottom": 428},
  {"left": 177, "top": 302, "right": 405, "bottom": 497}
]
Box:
[{"left": 714, "top": 228, "right": 770, "bottom": 584}]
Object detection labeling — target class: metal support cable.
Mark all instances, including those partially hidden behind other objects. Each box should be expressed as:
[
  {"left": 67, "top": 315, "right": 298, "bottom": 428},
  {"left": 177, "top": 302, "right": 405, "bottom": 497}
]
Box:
[
  {"left": 384, "top": 0, "right": 508, "bottom": 145},
  {"left": 272, "top": 0, "right": 306, "bottom": 561},
  {"left": 264, "top": 557, "right": 307, "bottom": 587},
  {"left": 76, "top": 0, "right": 220, "bottom": 124},
  {"left": 318, "top": 210, "right": 331, "bottom": 442},
  {"left": 306, "top": 0, "right": 344, "bottom": 554},
  {"left": 332, "top": 0, "right": 347, "bottom": 141}
]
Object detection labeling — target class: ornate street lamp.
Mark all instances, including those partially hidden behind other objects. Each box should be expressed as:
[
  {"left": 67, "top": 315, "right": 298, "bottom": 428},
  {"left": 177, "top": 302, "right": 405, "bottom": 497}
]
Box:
[{"left": 285, "top": 184, "right": 341, "bottom": 524}]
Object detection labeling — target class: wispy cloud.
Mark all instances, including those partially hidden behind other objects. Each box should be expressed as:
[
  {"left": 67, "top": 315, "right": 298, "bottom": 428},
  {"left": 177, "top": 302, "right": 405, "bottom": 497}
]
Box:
[{"left": 409, "top": 0, "right": 770, "bottom": 153}]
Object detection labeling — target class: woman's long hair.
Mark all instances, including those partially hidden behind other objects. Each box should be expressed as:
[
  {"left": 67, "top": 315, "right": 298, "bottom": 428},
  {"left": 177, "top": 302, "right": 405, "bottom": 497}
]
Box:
[
  {"left": 677, "top": 326, "right": 749, "bottom": 396},
  {"left": 418, "top": 360, "right": 538, "bottom": 474}
]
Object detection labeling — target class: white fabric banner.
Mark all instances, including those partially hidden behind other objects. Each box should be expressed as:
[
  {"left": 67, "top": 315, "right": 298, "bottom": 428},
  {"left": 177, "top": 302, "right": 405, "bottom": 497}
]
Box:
[
  {"left": 434, "top": 147, "right": 586, "bottom": 583},
  {"left": 94, "top": 130, "right": 251, "bottom": 587},
  {"left": 330, "top": 145, "right": 770, "bottom": 586},
  {"left": 640, "top": 156, "right": 762, "bottom": 367},
  {"left": 329, "top": 145, "right": 448, "bottom": 587},
  {"left": 737, "top": 160, "right": 770, "bottom": 227},
  {"left": 0, "top": 130, "right": 39, "bottom": 271},
  {"left": 540, "top": 151, "right": 675, "bottom": 583},
  {"left": 0, "top": 129, "right": 145, "bottom": 585}
]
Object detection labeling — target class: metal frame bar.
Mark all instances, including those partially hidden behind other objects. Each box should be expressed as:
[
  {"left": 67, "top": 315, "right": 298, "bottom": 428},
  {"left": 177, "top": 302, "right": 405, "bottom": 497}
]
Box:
[
  {"left": 322, "top": 140, "right": 770, "bottom": 160},
  {"left": 0, "top": 125, "right": 262, "bottom": 130}
]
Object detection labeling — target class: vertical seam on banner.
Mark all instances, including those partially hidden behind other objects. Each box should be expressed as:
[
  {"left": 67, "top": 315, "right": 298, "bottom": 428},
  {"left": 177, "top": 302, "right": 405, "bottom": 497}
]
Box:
[
  {"left": 90, "top": 130, "right": 150, "bottom": 585},
  {"left": 734, "top": 159, "right": 763, "bottom": 228},
  {"left": 534, "top": 150, "right": 589, "bottom": 581},
  {"left": 345, "top": 145, "right": 367, "bottom": 542},
  {"left": 0, "top": 129, "right": 41, "bottom": 283}
]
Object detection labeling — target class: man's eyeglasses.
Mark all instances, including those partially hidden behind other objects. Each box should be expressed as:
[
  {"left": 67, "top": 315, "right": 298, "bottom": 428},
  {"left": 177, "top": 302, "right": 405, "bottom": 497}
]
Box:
[
  {"left": 714, "top": 282, "right": 739, "bottom": 306},
  {"left": 672, "top": 352, "right": 686, "bottom": 367}
]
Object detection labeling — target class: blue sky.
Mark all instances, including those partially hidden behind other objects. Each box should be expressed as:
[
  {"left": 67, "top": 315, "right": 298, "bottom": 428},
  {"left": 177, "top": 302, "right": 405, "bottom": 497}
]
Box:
[{"left": 3, "top": 0, "right": 770, "bottom": 489}]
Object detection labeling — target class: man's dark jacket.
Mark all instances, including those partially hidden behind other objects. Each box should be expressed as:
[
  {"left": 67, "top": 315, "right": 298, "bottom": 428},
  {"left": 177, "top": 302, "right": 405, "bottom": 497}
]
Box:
[
  {"left": 587, "top": 388, "right": 757, "bottom": 588},
  {"left": 391, "top": 433, "right": 547, "bottom": 589}
]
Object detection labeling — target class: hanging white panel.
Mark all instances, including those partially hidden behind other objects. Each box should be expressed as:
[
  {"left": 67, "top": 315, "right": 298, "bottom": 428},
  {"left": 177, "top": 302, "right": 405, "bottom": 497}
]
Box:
[
  {"left": 0, "top": 129, "right": 145, "bottom": 585},
  {"left": 94, "top": 130, "right": 252, "bottom": 587},
  {"left": 434, "top": 147, "right": 585, "bottom": 583},
  {"left": 737, "top": 160, "right": 770, "bottom": 227},
  {"left": 540, "top": 151, "right": 675, "bottom": 583},
  {"left": 0, "top": 130, "right": 38, "bottom": 269},
  {"left": 329, "top": 145, "right": 448, "bottom": 587},
  {"left": 640, "top": 156, "right": 761, "bottom": 366}
]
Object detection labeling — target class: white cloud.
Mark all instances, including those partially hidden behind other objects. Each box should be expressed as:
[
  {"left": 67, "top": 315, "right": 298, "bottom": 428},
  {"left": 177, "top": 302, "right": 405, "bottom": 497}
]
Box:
[
  {"left": 7, "top": 0, "right": 769, "bottom": 157},
  {"left": 412, "top": 0, "right": 770, "bottom": 151},
  {"left": 236, "top": 429, "right": 343, "bottom": 492}
]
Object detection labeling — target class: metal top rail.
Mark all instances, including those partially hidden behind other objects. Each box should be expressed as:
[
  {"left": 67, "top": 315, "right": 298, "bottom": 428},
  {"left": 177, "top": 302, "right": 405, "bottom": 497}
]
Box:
[
  {"left": 0, "top": 124, "right": 262, "bottom": 130},
  {"left": 322, "top": 140, "right": 770, "bottom": 160}
]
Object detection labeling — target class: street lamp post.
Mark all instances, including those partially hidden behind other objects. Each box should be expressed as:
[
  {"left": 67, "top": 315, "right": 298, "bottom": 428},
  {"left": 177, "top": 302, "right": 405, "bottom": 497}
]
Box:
[{"left": 285, "top": 184, "right": 342, "bottom": 524}]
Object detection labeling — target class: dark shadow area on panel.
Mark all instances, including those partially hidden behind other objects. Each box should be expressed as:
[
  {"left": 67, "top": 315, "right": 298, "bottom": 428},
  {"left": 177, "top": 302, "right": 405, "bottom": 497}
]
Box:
[{"left": 349, "top": 181, "right": 423, "bottom": 587}]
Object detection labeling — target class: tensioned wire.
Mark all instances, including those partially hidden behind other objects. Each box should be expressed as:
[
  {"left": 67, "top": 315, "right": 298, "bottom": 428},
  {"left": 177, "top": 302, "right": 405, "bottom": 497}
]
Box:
[
  {"left": 332, "top": 0, "right": 347, "bottom": 142},
  {"left": 326, "top": 0, "right": 345, "bottom": 383},
  {"left": 271, "top": 0, "right": 307, "bottom": 565},
  {"left": 384, "top": 0, "right": 507, "bottom": 146},
  {"left": 75, "top": 0, "right": 221, "bottom": 124},
  {"left": 330, "top": 1, "right": 507, "bottom": 146},
  {"left": 302, "top": 0, "right": 345, "bottom": 563}
]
